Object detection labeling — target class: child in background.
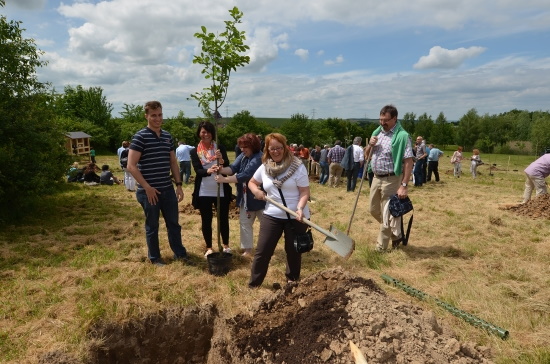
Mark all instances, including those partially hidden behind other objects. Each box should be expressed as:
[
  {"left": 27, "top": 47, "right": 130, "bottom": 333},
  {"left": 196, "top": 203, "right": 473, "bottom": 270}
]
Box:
[{"left": 470, "top": 149, "right": 481, "bottom": 178}]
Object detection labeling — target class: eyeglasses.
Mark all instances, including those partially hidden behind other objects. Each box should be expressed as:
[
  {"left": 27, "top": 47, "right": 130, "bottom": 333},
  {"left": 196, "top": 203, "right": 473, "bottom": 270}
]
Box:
[{"left": 268, "top": 146, "right": 284, "bottom": 152}]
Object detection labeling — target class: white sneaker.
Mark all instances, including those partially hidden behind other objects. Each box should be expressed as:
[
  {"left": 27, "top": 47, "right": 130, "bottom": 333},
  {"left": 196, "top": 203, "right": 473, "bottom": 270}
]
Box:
[{"left": 204, "top": 249, "right": 213, "bottom": 258}]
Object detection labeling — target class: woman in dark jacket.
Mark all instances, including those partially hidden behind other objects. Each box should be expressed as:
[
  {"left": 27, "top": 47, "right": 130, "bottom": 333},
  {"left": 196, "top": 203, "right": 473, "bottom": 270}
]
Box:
[
  {"left": 213, "top": 133, "right": 265, "bottom": 257},
  {"left": 190, "top": 121, "right": 232, "bottom": 257}
]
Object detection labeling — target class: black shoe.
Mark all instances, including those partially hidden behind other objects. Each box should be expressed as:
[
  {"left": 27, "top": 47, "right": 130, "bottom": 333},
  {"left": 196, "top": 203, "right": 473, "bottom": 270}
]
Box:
[
  {"left": 175, "top": 255, "right": 195, "bottom": 266},
  {"left": 151, "top": 258, "right": 166, "bottom": 267}
]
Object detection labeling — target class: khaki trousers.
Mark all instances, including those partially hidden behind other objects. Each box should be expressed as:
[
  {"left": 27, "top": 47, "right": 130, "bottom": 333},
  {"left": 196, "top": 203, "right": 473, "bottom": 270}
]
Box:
[
  {"left": 329, "top": 163, "right": 343, "bottom": 187},
  {"left": 523, "top": 173, "right": 547, "bottom": 203},
  {"left": 369, "top": 174, "right": 401, "bottom": 250}
]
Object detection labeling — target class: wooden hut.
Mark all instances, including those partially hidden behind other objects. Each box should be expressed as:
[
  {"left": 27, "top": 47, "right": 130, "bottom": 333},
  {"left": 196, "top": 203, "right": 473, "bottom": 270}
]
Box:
[{"left": 65, "top": 131, "right": 91, "bottom": 156}]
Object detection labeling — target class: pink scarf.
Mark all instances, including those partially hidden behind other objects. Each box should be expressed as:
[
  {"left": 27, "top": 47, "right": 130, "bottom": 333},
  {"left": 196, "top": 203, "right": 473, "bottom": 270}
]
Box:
[{"left": 196, "top": 141, "right": 217, "bottom": 165}]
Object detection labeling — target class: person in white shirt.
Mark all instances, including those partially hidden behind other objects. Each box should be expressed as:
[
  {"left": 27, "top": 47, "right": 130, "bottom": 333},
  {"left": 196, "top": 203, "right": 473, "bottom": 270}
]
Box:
[
  {"left": 247, "top": 133, "right": 310, "bottom": 288},
  {"left": 345, "top": 136, "right": 365, "bottom": 192},
  {"left": 175, "top": 140, "right": 194, "bottom": 184}
]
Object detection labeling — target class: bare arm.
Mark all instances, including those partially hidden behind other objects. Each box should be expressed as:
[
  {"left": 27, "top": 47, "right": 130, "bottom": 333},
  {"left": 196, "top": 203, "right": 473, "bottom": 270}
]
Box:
[
  {"left": 248, "top": 177, "right": 265, "bottom": 200},
  {"left": 398, "top": 157, "right": 413, "bottom": 199},
  {"left": 169, "top": 150, "right": 184, "bottom": 202},
  {"left": 295, "top": 186, "right": 310, "bottom": 222}
]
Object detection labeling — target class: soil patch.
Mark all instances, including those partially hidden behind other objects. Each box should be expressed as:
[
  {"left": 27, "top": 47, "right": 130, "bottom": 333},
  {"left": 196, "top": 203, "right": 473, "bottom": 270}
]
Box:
[
  {"left": 208, "top": 268, "right": 494, "bottom": 363},
  {"left": 39, "top": 268, "right": 494, "bottom": 364},
  {"left": 500, "top": 193, "right": 550, "bottom": 219}
]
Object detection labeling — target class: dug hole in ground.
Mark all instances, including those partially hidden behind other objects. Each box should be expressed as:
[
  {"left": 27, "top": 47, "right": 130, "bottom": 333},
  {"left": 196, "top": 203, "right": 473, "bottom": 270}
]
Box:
[{"left": 40, "top": 268, "right": 494, "bottom": 364}]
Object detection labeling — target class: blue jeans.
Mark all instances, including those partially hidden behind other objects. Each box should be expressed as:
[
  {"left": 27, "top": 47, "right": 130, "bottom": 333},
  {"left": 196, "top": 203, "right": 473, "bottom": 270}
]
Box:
[
  {"left": 179, "top": 161, "right": 191, "bottom": 184},
  {"left": 413, "top": 159, "right": 426, "bottom": 186},
  {"left": 136, "top": 188, "right": 187, "bottom": 262},
  {"left": 319, "top": 161, "right": 329, "bottom": 184}
]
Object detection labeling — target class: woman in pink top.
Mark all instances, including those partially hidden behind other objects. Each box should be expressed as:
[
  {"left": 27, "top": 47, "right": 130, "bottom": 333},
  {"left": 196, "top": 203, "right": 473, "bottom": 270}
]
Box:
[{"left": 450, "top": 146, "right": 464, "bottom": 178}]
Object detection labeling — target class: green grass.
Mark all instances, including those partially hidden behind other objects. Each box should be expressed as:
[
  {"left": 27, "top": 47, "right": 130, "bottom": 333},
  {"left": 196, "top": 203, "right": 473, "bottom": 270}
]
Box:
[{"left": 0, "top": 152, "right": 549, "bottom": 363}]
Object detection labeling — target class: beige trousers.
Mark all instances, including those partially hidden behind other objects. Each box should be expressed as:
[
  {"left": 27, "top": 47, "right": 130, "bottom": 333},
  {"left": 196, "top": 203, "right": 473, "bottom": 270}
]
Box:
[
  {"left": 522, "top": 173, "right": 547, "bottom": 203},
  {"left": 329, "top": 163, "right": 344, "bottom": 187},
  {"left": 369, "top": 174, "right": 401, "bottom": 250}
]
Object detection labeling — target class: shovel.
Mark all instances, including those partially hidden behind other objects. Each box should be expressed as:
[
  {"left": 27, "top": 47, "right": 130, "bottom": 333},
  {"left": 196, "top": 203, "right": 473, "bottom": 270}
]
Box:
[{"left": 265, "top": 196, "right": 355, "bottom": 259}]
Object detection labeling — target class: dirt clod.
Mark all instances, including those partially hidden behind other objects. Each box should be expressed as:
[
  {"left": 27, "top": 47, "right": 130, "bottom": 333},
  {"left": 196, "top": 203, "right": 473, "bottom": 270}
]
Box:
[{"left": 500, "top": 193, "right": 550, "bottom": 219}]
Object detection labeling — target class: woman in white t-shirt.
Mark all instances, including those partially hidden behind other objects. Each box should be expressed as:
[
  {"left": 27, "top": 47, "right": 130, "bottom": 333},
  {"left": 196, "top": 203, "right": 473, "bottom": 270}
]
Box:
[
  {"left": 247, "top": 133, "right": 311, "bottom": 288},
  {"left": 190, "top": 121, "right": 232, "bottom": 257}
]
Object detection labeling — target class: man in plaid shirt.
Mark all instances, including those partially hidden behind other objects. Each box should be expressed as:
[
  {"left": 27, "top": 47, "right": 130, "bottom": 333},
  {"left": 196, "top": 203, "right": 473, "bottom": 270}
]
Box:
[
  {"left": 364, "top": 105, "right": 413, "bottom": 252},
  {"left": 327, "top": 140, "right": 346, "bottom": 187}
]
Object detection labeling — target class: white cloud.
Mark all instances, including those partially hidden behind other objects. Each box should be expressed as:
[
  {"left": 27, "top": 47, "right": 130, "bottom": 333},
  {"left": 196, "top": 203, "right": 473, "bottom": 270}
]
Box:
[
  {"left": 324, "top": 55, "right": 344, "bottom": 66},
  {"left": 7, "top": 0, "right": 550, "bottom": 120},
  {"left": 295, "top": 49, "right": 309, "bottom": 61},
  {"left": 414, "top": 46, "right": 487, "bottom": 69}
]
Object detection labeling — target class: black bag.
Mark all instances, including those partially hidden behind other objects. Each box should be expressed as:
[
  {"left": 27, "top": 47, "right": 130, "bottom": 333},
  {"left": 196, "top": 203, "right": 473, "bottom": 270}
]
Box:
[
  {"left": 388, "top": 194, "right": 414, "bottom": 247},
  {"left": 278, "top": 188, "right": 313, "bottom": 253},
  {"left": 294, "top": 228, "right": 314, "bottom": 253},
  {"left": 388, "top": 194, "right": 413, "bottom": 217}
]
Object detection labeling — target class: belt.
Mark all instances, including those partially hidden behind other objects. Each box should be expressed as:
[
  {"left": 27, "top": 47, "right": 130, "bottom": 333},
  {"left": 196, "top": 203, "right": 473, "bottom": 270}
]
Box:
[{"left": 375, "top": 172, "right": 396, "bottom": 178}]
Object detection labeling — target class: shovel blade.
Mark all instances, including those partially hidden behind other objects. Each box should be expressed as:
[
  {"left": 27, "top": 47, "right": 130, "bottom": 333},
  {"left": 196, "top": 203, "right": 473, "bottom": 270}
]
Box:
[{"left": 323, "top": 224, "right": 355, "bottom": 259}]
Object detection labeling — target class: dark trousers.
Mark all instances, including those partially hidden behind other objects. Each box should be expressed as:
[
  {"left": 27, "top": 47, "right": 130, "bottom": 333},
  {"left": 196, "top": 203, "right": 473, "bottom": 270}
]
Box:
[
  {"left": 346, "top": 162, "right": 360, "bottom": 191},
  {"left": 136, "top": 188, "right": 187, "bottom": 262},
  {"left": 427, "top": 161, "right": 440, "bottom": 182},
  {"left": 422, "top": 159, "right": 428, "bottom": 183},
  {"left": 197, "top": 196, "right": 230, "bottom": 249},
  {"left": 413, "top": 159, "right": 426, "bottom": 186},
  {"left": 179, "top": 161, "right": 191, "bottom": 184},
  {"left": 249, "top": 214, "right": 307, "bottom": 287}
]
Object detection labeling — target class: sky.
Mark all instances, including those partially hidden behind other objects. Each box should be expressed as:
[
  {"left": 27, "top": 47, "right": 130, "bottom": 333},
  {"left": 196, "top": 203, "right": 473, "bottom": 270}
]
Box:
[{"left": 4, "top": 0, "right": 550, "bottom": 121}]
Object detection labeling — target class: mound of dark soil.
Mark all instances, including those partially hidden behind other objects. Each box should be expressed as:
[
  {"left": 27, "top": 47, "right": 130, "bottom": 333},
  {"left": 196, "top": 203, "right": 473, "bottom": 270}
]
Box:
[
  {"left": 39, "top": 268, "right": 494, "bottom": 364},
  {"left": 500, "top": 194, "right": 550, "bottom": 219},
  {"left": 207, "top": 268, "right": 494, "bottom": 363}
]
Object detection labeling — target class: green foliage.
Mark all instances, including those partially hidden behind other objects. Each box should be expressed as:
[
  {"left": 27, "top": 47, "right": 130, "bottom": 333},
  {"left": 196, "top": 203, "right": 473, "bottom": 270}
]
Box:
[
  {"left": 530, "top": 112, "right": 550, "bottom": 154},
  {"left": 53, "top": 85, "right": 114, "bottom": 151},
  {"left": 0, "top": 5, "right": 71, "bottom": 222},
  {"left": 279, "top": 113, "right": 315, "bottom": 146},
  {"left": 401, "top": 112, "right": 416, "bottom": 135},
  {"left": 163, "top": 111, "right": 195, "bottom": 145},
  {"left": 114, "top": 103, "right": 146, "bottom": 143},
  {"left": 430, "top": 112, "right": 454, "bottom": 148},
  {"left": 455, "top": 108, "right": 481, "bottom": 150},
  {"left": 218, "top": 110, "right": 273, "bottom": 148},
  {"left": 415, "top": 112, "right": 434, "bottom": 141},
  {"left": 190, "top": 6, "right": 250, "bottom": 120}
]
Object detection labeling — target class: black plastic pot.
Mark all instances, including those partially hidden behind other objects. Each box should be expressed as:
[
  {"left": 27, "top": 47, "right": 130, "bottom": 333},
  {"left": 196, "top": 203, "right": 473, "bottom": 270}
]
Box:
[{"left": 206, "top": 252, "right": 233, "bottom": 276}]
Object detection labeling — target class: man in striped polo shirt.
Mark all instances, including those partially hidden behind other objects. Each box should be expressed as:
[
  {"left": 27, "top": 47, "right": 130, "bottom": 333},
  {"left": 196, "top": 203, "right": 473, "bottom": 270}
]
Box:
[{"left": 127, "top": 101, "right": 192, "bottom": 266}]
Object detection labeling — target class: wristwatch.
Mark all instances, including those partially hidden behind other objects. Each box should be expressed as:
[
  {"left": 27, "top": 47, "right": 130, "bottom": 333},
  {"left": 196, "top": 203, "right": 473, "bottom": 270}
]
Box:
[
  {"left": 401, "top": 182, "right": 408, "bottom": 187},
  {"left": 175, "top": 182, "right": 182, "bottom": 187}
]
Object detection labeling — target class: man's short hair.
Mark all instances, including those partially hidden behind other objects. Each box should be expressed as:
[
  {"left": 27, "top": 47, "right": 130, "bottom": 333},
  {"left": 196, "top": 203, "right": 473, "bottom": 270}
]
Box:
[
  {"left": 380, "top": 104, "right": 398, "bottom": 119},
  {"left": 144, "top": 101, "right": 162, "bottom": 114}
]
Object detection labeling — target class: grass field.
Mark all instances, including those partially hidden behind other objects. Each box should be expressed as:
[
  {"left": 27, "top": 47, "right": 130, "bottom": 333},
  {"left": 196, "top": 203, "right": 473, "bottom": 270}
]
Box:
[{"left": 0, "top": 150, "right": 549, "bottom": 363}]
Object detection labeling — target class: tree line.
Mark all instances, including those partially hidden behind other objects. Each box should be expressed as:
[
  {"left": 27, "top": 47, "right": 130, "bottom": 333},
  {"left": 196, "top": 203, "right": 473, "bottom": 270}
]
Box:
[
  {"left": 2, "top": 0, "right": 549, "bottom": 222},
  {"left": 44, "top": 85, "right": 550, "bottom": 156}
]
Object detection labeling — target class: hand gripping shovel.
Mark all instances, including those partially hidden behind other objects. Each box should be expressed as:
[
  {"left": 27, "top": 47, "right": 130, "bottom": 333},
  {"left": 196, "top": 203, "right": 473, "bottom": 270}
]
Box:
[{"left": 265, "top": 196, "right": 355, "bottom": 258}]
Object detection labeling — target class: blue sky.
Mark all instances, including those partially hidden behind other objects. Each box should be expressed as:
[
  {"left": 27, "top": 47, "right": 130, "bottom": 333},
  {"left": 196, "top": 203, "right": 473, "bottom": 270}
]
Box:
[{"left": 4, "top": 0, "right": 550, "bottom": 121}]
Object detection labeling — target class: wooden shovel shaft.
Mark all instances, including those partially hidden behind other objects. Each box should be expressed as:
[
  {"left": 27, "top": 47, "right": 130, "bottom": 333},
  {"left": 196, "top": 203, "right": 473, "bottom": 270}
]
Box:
[{"left": 264, "top": 196, "right": 338, "bottom": 240}]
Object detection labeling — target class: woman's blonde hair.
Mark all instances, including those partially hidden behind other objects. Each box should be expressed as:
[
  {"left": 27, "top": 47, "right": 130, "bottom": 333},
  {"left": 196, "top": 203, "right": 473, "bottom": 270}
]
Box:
[{"left": 262, "top": 133, "right": 290, "bottom": 164}]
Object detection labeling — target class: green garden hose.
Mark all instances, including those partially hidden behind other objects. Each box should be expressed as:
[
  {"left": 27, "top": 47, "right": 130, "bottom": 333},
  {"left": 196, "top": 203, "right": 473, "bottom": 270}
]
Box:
[{"left": 381, "top": 274, "right": 509, "bottom": 339}]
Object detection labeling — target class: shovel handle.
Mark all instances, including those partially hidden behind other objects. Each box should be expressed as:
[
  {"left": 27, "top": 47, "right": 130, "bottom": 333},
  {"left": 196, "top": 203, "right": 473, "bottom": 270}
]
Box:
[{"left": 264, "top": 196, "right": 337, "bottom": 239}]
